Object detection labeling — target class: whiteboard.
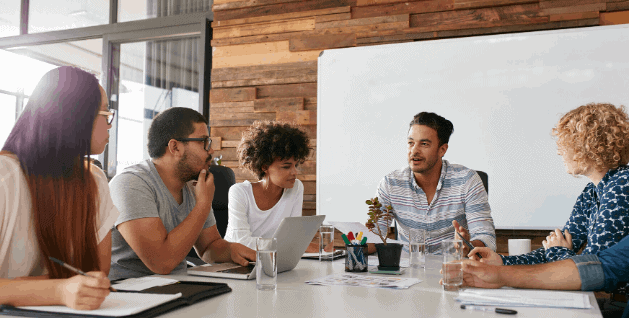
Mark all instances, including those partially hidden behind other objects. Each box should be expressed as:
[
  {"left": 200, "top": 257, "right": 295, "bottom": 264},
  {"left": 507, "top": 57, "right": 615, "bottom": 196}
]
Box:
[{"left": 317, "top": 24, "right": 629, "bottom": 230}]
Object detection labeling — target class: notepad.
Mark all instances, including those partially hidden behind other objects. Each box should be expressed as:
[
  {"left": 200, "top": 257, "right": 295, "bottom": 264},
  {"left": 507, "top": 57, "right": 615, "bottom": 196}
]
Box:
[
  {"left": 456, "top": 288, "right": 593, "bottom": 309},
  {"left": 112, "top": 276, "right": 179, "bottom": 291},
  {"left": 19, "top": 292, "right": 182, "bottom": 316}
]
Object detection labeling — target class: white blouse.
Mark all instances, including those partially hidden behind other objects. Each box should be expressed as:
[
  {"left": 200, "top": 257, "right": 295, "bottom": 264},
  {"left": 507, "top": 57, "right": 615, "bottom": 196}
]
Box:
[
  {"left": 224, "top": 179, "right": 304, "bottom": 249},
  {"left": 0, "top": 156, "right": 119, "bottom": 278}
]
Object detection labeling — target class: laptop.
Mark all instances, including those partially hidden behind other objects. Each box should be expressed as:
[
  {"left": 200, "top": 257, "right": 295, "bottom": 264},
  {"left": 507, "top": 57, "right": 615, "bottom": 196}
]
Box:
[{"left": 187, "top": 215, "right": 325, "bottom": 280}]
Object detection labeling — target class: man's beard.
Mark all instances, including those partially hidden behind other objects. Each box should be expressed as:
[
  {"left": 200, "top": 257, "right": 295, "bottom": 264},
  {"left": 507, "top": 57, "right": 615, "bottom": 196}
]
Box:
[
  {"left": 176, "top": 152, "right": 212, "bottom": 182},
  {"left": 410, "top": 156, "right": 438, "bottom": 174}
]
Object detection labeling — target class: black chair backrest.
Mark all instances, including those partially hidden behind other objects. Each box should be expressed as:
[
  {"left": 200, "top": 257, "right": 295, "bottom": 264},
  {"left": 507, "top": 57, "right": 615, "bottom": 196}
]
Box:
[
  {"left": 209, "top": 165, "right": 236, "bottom": 238},
  {"left": 475, "top": 170, "right": 488, "bottom": 195}
]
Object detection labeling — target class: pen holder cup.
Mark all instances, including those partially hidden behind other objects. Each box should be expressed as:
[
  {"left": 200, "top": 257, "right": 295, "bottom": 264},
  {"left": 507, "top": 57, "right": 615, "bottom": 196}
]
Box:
[{"left": 345, "top": 245, "right": 368, "bottom": 272}]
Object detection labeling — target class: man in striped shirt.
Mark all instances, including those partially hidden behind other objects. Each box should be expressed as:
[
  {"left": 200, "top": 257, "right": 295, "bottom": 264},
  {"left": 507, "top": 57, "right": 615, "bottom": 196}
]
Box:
[{"left": 373, "top": 112, "right": 496, "bottom": 255}]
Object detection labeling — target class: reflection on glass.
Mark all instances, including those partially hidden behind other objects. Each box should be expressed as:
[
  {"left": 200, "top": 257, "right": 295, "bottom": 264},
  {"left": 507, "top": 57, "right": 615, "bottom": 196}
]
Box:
[
  {"left": 118, "top": 0, "right": 211, "bottom": 22},
  {"left": 0, "top": 93, "right": 16, "bottom": 147},
  {"left": 0, "top": 1, "right": 20, "bottom": 38},
  {"left": 114, "top": 38, "right": 200, "bottom": 175},
  {"left": 29, "top": 0, "right": 108, "bottom": 33}
]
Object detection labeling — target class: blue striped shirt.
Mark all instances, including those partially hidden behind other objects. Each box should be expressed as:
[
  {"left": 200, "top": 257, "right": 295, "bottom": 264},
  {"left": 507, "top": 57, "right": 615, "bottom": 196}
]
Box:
[{"left": 376, "top": 160, "right": 496, "bottom": 254}]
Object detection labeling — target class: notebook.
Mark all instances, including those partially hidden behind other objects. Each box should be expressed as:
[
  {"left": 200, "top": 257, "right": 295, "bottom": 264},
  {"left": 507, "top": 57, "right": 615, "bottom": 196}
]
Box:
[
  {"left": 0, "top": 281, "right": 231, "bottom": 318},
  {"left": 188, "top": 215, "right": 325, "bottom": 280}
]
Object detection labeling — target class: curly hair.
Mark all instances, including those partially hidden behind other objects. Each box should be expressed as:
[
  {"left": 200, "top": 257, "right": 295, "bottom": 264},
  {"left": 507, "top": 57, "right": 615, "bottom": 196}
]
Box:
[
  {"left": 552, "top": 103, "right": 629, "bottom": 174},
  {"left": 237, "top": 120, "right": 312, "bottom": 179}
]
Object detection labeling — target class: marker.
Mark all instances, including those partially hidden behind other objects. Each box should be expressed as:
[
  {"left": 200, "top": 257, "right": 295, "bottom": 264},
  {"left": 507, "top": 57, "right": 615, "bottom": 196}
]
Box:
[
  {"left": 460, "top": 305, "right": 517, "bottom": 315},
  {"left": 341, "top": 234, "right": 352, "bottom": 245},
  {"left": 356, "top": 232, "right": 363, "bottom": 241},
  {"left": 347, "top": 232, "right": 355, "bottom": 241},
  {"left": 49, "top": 257, "right": 117, "bottom": 292},
  {"left": 360, "top": 237, "right": 367, "bottom": 245}
]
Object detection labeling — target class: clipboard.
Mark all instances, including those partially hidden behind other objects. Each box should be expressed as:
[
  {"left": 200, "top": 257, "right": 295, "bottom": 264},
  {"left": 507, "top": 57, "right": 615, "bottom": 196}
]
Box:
[{"left": 0, "top": 281, "right": 231, "bottom": 318}]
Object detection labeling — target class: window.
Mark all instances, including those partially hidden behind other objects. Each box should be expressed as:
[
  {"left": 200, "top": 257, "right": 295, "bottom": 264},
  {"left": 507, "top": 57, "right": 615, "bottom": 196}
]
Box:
[
  {"left": 118, "top": 0, "right": 211, "bottom": 22},
  {"left": 29, "top": 0, "right": 109, "bottom": 33},
  {"left": 0, "top": 1, "right": 20, "bottom": 37}
]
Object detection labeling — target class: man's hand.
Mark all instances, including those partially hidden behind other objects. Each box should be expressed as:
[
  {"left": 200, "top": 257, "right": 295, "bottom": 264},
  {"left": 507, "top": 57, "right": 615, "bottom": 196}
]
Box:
[
  {"left": 452, "top": 220, "right": 471, "bottom": 255},
  {"left": 468, "top": 247, "right": 503, "bottom": 265},
  {"left": 58, "top": 272, "right": 111, "bottom": 310},
  {"left": 194, "top": 169, "right": 215, "bottom": 210},
  {"left": 460, "top": 260, "right": 505, "bottom": 289},
  {"left": 229, "top": 243, "right": 256, "bottom": 267},
  {"left": 542, "top": 229, "right": 572, "bottom": 250}
]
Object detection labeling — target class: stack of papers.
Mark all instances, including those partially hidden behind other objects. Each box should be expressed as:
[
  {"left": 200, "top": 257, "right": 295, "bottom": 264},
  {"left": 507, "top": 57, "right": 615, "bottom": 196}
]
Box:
[
  {"left": 112, "top": 276, "right": 179, "bottom": 291},
  {"left": 306, "top": 273, "right": 421, "bottom": 289},
  {"left": 456, "top": 288, "right": 593, "bottom": 309}
]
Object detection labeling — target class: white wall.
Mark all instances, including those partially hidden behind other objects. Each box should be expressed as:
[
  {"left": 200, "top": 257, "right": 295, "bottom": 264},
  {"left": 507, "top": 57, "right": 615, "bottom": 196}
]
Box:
[{"left": 317, "top": 24, "right": 629, "bottom": 229}]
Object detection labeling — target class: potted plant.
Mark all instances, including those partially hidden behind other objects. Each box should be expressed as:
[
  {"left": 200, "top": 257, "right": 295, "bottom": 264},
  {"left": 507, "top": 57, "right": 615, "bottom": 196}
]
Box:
[{"left": 365, "top": 197, "right": 403, "bottom": 270}]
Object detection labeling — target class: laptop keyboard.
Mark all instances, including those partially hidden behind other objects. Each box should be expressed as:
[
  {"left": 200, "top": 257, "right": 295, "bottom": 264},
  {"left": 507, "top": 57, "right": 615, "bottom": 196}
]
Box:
[{"left": 219, "top": 264, "right": 255, "bottom": 274}]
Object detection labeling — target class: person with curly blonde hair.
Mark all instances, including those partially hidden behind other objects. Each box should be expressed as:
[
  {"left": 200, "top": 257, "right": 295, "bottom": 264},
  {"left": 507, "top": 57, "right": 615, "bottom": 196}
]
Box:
[
  {"left": 224, "top": 121, "right": 320, "bottom": 252},
  {"left": 468, "top": 103, "right": 629, "bottom": 295}
]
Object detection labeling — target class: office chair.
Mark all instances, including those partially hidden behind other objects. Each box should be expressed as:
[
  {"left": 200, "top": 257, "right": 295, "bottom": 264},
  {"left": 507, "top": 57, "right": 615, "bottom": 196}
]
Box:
[
  {"left": 394, "top": 170, "right": 489, "bottom": 240},
  {"left": 186, "top": 165, "right": 236, "bottom": 266}
]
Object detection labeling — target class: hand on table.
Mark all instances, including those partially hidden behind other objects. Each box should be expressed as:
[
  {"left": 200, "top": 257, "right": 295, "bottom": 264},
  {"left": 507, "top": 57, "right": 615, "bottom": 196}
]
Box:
[{"left": 542, "top": 229, "right": 572, "bottom": 250}]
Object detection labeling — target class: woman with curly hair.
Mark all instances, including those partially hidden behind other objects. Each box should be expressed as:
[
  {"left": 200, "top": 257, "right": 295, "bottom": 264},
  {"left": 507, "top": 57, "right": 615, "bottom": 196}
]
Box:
[
  {"left": 470, "top": 103, "right": 629, "bottom": 291},
  {"left": 224, "top": 121, "right": 319, "bottom": 252}
]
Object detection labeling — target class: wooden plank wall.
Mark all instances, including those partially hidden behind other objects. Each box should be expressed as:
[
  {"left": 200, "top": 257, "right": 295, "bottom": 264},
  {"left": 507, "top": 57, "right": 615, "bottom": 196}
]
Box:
[{"left": 210, "top": 0, "right": 629, "bottom": 218}]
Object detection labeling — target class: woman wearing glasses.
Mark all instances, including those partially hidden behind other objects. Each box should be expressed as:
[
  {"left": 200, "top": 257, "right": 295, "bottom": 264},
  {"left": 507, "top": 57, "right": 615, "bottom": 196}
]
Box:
[
  {"left": 0, "top": 67, "right": 119, "bottom": 309},
  {"left": 224, "top": 121, "right": 319, "bottom": 252}
]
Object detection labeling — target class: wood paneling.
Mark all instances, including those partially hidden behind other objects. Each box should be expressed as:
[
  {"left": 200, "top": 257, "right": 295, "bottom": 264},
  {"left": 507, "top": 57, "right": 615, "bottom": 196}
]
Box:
[
  {"left": 214, "top": 0, "right": 356, "bottom": 21},
  {"left": 213, "top": 41, "right": 321, "bottom": 68},
  {"left": 600, "top": 10, "right": 629, "bottom": 24},
  {"left": 213, "top": 18, "right": 315, "bottom": 39},
  {"left": 289, "top": 33, "right": 357, "bottom": 52}
]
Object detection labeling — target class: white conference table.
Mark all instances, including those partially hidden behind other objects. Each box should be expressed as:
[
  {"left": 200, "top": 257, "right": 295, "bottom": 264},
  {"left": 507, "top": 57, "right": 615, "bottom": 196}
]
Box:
[{"left": 155, "top": 255, "right": 603, "bottom": 318}]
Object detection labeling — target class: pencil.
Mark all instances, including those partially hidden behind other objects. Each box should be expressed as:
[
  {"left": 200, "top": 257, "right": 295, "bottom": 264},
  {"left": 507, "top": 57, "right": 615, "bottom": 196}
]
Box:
[{"left": 49, "top": 257, "right": 117, "bottom": 292}]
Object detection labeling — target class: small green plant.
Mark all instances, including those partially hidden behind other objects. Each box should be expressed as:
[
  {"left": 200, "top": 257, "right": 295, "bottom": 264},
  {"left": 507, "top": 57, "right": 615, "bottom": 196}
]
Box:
[{"left": 365, "top": 197, "right": 394, "bottom": 245}]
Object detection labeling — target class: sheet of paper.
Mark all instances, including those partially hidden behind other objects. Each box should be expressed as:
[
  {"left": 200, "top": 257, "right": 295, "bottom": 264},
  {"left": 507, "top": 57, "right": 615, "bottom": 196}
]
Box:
[
  {"left": 456, "top": 288, "right": 592, "bottom": 309},
  {"left": 306, "top": 273, "right": 420, "bottom": 289},
  {"left": 327, "top": 221, "right": 405, "bottom": 245},
  {"left": 19, "top": 292, "right": 182, "bottom": 316},
  {"left": 112, "top": 276, "right": 179, "bottom": 291},
  {"left": 302, "top": 250, "right": 345, "bottom": 258}
]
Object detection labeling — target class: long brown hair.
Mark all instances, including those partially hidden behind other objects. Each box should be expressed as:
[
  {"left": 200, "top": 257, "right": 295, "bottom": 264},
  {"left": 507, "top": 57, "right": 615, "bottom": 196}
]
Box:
[{"left": 2, "top": 67, "right": 101, "bottom": 278}]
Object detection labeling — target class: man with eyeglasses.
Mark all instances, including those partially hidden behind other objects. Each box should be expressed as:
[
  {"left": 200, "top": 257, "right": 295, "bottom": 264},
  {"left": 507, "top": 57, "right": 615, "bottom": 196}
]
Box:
[{"left": 108, "top": 107, "right": 255, "bottom": 280}]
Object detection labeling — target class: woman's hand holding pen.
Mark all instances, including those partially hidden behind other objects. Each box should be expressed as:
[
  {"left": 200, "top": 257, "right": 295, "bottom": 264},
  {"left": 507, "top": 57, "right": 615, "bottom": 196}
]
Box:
[
  {"left": 58, "top": 271, "right": 111, "bottom": 310},
  {"left": 467, "top": 247, "right": 503, "bottom": 266}
]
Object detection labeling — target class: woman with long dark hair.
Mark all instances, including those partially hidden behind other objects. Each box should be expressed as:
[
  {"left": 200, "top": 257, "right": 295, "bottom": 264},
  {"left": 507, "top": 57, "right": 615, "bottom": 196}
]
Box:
[{"left": 0, "top": 66, "right": 119, "bottom": 309}]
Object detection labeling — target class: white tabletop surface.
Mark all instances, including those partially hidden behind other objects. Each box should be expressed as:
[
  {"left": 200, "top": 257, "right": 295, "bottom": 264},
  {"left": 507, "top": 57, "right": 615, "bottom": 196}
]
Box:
[{"left": 154, "top": 255, "right": 602, "bottom": 318}]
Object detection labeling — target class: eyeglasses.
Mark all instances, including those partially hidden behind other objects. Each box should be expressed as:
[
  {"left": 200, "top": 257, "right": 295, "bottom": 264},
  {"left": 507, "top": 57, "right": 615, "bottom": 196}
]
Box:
[
  {"left": 175, "top": 136, "right": 212, "bottom": 151},
  {"left": 98, "top": 109, "right": 116, "bottom": 125}
]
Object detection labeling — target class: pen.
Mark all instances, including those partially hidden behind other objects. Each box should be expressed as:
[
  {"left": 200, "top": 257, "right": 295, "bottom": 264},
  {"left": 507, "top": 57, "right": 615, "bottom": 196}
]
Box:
[
  {"left": 49, "top": 257, "right": 117, "bottom": 292},
  {"left": 356, "top": 232, "right": 363, "bottom": 241},
  {"left": 360, "top": 237, "right": 367, "bottom": 245},
  {"left": 341, "top": 234, "right": 352, "bottom": 245},
  {"left": 460, "top": 305, "right": 517, "bottom": 315},
  {"left": 347, "top": 232, "right": 355, "bottom": 241},
  {"left": 455, "top": 230, "right": 483, "bottom": 259}
]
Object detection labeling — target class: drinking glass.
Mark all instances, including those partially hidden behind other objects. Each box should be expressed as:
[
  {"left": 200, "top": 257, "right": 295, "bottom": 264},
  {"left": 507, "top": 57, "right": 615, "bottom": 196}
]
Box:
[
  {"left": 408, "top": 228, "right": 426, "bottom": 268},
  {"left": 441, "top": 239, "right": 463, "bottom": 291},
  {"left": 319, "top": 225, "right": 335, "bottom": 261},
  {"left": 256, "top": 237, "right": 277, "bottom": 291}
]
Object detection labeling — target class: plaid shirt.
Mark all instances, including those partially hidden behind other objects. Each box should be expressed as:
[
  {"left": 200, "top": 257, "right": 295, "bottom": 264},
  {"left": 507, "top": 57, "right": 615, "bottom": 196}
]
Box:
[{"left": 376, "top": 160, "right": 496, "bottom": 254}]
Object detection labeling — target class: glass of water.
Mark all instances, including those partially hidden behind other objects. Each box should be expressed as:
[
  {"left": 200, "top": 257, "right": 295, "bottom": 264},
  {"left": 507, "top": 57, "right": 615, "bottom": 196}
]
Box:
[
  {"left": 408, "top": 228, "right": 426, "bottom": 268},
  {"left": 256, "top": 237, "right": 277, "bottom": 291},
  {"left": 319, "top": 225, "right": 335, "bottom": 261},
  {"left": 441, "top": 238, "right": 463, "bottom": 291}
]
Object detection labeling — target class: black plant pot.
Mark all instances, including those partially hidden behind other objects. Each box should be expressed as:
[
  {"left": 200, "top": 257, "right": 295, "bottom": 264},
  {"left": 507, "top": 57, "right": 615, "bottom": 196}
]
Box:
[{"left": 375, "top": 243, "right": 403, "bottom": 271}]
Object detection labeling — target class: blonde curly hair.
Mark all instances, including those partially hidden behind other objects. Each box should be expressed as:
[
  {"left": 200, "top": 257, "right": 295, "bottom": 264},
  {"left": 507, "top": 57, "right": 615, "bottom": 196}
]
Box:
[{"left": 552, "top": 103, "right": 629, "bottom": 175}]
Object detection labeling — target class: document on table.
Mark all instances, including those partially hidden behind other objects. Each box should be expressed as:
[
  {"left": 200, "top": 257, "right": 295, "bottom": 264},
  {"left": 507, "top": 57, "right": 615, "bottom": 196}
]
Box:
[
  {"left": 328, "top": 221, "right": 405, "bottom": 245},
  {"left": 19, "top": 292, "right": 182, "bottom": 316},
  {"left": 112, "top": 276, "right": 179, "bottom": 291},
  {"left": 306, "top": 273, "right": 421, "bottom": 289},
  {"left": 456, "top": 288, "right": 593, "bottom": 309}
]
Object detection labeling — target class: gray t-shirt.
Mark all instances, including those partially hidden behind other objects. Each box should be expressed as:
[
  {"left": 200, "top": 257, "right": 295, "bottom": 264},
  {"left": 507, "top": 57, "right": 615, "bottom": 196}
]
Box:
[{"left": 108, "top": 160, "right": 216, "bottom": 280}]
